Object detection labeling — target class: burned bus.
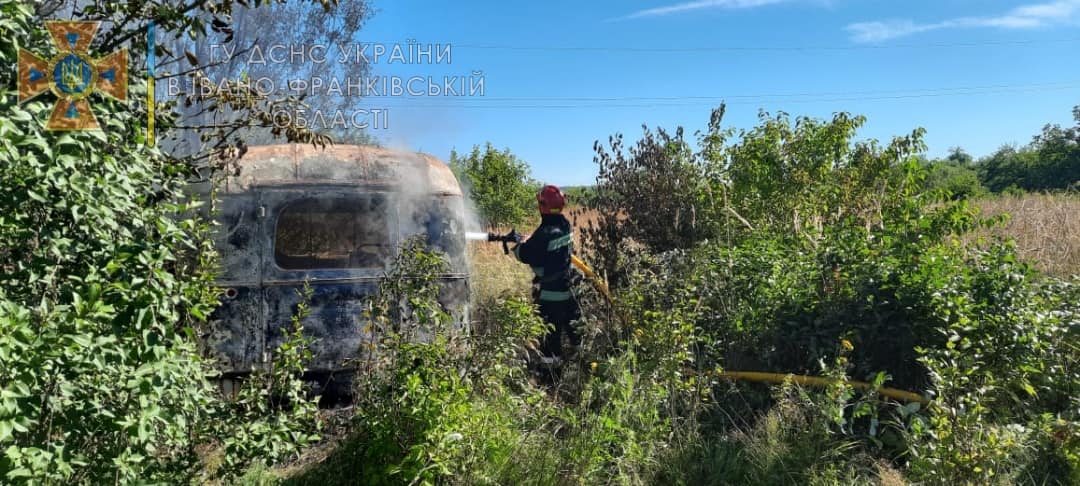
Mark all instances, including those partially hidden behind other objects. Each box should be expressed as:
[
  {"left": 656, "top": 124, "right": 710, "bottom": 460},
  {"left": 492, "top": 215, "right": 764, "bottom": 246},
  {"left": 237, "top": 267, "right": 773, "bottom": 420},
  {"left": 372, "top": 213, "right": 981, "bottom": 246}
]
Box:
[{"left": 192, "top": 144, "right": 468, "bottom": 393}]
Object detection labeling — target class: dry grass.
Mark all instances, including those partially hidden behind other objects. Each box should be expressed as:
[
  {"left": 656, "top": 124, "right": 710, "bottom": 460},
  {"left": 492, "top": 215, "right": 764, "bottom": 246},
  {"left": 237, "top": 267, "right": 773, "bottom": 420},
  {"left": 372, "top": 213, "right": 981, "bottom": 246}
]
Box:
[
  {"left": 467, "top": 241, "right": 532, "bottom": 302},
  {"left": 875, "top": 461, "right": 909, "bottom": 486},
  {"left": 971, "top": 193, "right": 1080, "bottom": 278}
]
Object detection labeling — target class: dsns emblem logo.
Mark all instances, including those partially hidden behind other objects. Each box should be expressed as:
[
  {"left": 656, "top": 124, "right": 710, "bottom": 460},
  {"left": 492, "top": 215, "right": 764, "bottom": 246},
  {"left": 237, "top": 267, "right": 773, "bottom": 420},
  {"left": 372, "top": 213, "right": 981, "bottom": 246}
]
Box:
[{"left": 18, "top": 21, "right": 127, "bottom": 131}]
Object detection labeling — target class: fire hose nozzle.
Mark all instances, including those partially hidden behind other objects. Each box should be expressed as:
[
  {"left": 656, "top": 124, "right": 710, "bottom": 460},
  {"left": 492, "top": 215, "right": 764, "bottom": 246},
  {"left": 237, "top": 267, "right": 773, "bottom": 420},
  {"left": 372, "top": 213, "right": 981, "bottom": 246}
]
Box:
[{"left": 487, "top": 229, "right": 522, "bottom": 254}]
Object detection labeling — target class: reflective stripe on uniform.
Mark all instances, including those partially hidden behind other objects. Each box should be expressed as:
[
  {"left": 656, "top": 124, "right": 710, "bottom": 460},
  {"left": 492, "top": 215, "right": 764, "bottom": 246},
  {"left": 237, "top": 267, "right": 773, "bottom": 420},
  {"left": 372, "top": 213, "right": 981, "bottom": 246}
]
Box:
[
  {"left": 547, "top": 232, "right": 573, "bottom": 251},
  {"left": 538, "top": 290, "right": 572, "bottom": 302}
]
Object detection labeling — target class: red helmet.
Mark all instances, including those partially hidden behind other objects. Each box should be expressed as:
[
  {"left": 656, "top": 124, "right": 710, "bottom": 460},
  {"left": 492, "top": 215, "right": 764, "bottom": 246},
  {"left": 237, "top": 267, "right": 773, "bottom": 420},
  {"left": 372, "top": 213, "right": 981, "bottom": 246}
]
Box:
[{"left": 537, "top": 184, "right": 567, "bottom": 214}]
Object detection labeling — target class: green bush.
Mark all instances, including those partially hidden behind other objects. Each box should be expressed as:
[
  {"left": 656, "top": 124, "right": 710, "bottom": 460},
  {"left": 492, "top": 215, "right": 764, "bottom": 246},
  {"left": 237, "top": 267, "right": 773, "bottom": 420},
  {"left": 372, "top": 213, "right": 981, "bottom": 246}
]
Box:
[
  {"left": 233, "top": 103, "right": 1080, "bottom": 485},
  {"left": 282, "top": 237, "right": 708, "bottom": 485},
  {"left": 285, "top": 237, "right": 546, "bottom": 485},
  {"left": 976, "top": 107, "right": 1080, "bottom": 193},
  {"left": 674, "top": 390, "right": 891, "bottom": 485},
  {"left": 922, "top": 158, "right": 987, "bottom": 200},
  {"left": 0, "top": 2, "right": 337, "bottom": 482},
  {"left": 0, "top": 4, "right": 219, "bottom": 481},
  {"left": 285, "top": 104, "right": 1080, "bottom": 485},
  {"left": 217, "top": 283, "right": 322, "bottom": 477},
  {"left": 585, "top": 115, "right": 723, "bottom": 287},
  {"left": 583, "top": 105, "right": 1080, "bottom": 484},
  {"left": 450, "top": 143, "right": 540, "bottom": 229}
]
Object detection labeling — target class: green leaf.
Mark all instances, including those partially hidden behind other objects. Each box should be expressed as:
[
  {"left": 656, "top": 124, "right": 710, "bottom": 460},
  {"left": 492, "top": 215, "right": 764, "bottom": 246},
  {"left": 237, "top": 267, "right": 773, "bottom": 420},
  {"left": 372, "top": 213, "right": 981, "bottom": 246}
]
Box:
[
  {"left": 6, "top": 467, "right": 33, "bottom": 479},
  {"left": 0, "top": 420, "right": 13, "bottom": 442},
  {"left": 69, "top": 334, "right": 92, "bottom": 347},
  {"left": 8, "top": 109, "right": 31, "bottom": 122}
]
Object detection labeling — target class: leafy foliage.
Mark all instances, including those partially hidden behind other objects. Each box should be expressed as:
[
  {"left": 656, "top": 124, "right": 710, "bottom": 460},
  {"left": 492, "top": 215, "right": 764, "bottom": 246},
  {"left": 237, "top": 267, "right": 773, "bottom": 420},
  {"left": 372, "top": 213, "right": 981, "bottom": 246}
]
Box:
[
  {"left": 212, "top": 103, "right": 1080, "bottom": 485},
  {"left": 976, "top": 106, "right": 1080, "bottom": 193},
  {"left": 450, "top": 143, "right": 540, "bottom": 229},
  {"left": 582, "top": 117, "right": 721, "bottom": 287},
  {"left": 290, "top": 237, "right": 546, "bottom": 485},
  {"left": 0, "top": 4, "right": 219, "bottom": 482},
  {"left": 587, "top": 114, "right": 721, "bottom": 261},
  {"left": 5, "top": 0, "right": 1079, "bottom": 481},
  {"left": 0, "top": 1, "right": 343, "bottom": 482},
  {"left": 583, "top": 104, "right": 1080, "bottom": 484},
  {"left": 218, "top": 283, "right": 322, "bottom": 477},
  {"left": 921, "top": 149, "right": 987, "bottom": 200}
]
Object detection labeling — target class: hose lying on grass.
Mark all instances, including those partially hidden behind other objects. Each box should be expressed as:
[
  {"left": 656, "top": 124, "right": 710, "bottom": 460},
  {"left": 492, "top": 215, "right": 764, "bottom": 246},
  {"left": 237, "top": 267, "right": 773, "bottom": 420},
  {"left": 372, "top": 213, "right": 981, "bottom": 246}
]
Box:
[
  {"left": 717, "top": 371, "right": 929, "bottom": 405},
  {"left": 568, "top": 255, "right": 927, "bottom": 405}
]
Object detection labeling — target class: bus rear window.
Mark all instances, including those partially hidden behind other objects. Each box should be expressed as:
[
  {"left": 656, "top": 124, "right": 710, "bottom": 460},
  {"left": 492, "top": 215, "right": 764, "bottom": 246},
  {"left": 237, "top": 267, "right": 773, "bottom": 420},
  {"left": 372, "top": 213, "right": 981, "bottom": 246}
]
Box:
[{"left": 274, "top": 196, "right": 390, "bottom": 269}]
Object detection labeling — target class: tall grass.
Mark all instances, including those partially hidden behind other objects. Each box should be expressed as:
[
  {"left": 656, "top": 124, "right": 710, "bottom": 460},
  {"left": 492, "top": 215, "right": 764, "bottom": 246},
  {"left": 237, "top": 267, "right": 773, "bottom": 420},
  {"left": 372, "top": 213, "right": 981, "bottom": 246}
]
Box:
[
  {"left": 972, "top": 193, "right": 1080, "bottom": 278},
  {"left": 467, "top": 241, "right": 532, "bottom": 301}
]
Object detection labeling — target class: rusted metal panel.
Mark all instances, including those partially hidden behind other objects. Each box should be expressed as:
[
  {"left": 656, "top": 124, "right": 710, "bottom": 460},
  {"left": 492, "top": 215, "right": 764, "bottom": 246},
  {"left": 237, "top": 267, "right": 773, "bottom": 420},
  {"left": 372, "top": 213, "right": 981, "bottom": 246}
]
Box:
[
  {"left": 212, "top": 193, "right": 261, "bottom": 284},
  {"left": 265, "top": 280, "right": 381, "bottom": 371},
  {"left": 205, "top": 191, "right": 265, "bottom": 371},
  {"left": 205, "top": 285, "right": 265, "bottom": 371}
]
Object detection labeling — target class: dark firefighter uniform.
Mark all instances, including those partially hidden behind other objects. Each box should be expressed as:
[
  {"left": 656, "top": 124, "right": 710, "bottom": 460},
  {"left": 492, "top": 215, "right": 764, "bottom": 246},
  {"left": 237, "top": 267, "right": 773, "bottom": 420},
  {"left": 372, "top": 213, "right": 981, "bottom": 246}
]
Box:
[{"left": 514, "top": 207, "right": 581, "bottom": 359}]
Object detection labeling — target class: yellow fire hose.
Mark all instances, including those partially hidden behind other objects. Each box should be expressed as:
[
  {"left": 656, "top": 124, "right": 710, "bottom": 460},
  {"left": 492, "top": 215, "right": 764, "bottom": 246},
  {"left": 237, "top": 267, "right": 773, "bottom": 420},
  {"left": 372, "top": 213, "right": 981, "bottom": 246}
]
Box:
[
  {"left": 567, "top": 255, "right": 927, "bottom": 405},
  {"left": 717, "top": 371, "right": 928, "bottom": 405},
  {"left": 570, "top": 254, "right": 613, "bottom": 305}
]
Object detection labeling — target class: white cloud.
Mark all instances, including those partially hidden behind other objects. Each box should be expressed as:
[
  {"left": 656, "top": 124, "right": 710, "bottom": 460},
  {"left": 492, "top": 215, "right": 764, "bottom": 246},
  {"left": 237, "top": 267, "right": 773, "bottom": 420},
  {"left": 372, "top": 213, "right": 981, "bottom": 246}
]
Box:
[
  {"left": 847, "top": 0, "right": 1080, "bottom": 43},
  {"left": 614, "top": 0, "right": 789, "bottom": 21},
  {"left": 846, "top": 20, "right": 937, "bottom": 43}
]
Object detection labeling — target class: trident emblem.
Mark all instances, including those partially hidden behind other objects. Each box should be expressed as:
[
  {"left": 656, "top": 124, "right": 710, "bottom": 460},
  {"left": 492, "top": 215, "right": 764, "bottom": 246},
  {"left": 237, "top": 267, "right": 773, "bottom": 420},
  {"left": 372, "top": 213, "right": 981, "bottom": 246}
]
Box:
[{"left": 17, "top": 21, "right": 127, "bottom": 131}]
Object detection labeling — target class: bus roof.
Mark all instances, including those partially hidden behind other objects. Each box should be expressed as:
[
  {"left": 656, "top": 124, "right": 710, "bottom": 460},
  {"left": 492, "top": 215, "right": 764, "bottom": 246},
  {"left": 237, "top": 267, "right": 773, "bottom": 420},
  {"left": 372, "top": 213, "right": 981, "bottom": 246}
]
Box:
[{"left": 208, "top": 144, "right": 462, "bottom": 196}]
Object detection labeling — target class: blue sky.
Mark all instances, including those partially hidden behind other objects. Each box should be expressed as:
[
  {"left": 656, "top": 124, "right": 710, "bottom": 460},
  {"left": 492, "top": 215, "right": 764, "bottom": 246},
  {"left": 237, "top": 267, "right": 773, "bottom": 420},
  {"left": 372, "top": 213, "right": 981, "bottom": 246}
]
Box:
[{"left": 357, "top": 0, "right": 1080, "bottom": 186}]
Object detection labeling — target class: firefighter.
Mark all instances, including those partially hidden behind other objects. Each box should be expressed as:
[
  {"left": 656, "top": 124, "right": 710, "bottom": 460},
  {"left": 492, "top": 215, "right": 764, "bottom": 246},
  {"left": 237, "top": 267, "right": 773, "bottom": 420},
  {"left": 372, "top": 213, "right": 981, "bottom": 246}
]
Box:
[{"left": 513, "top": 184, "right": 581, "bottom": 365}]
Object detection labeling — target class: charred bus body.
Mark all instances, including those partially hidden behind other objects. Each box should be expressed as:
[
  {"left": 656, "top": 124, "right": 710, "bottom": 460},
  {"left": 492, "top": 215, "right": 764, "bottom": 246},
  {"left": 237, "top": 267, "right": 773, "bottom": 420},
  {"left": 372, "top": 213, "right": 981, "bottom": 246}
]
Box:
[{"left": 193, "top": 145, "right": 468, "bottom": 393}]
